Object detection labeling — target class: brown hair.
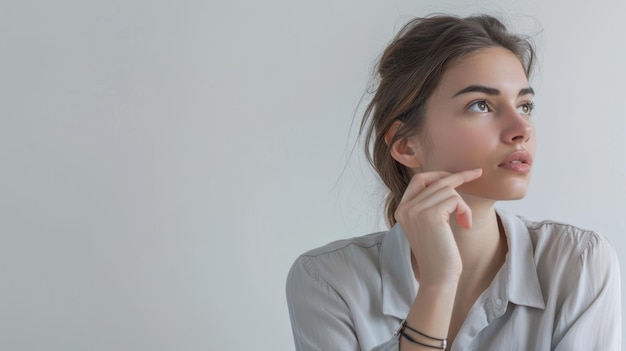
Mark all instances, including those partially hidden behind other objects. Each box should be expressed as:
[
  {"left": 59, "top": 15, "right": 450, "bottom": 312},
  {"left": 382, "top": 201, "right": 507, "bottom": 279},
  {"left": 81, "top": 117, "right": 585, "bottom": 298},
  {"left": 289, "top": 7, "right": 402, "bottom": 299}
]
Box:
[{"left": 359, "top": 14, "right": 536, "bottom": 226}]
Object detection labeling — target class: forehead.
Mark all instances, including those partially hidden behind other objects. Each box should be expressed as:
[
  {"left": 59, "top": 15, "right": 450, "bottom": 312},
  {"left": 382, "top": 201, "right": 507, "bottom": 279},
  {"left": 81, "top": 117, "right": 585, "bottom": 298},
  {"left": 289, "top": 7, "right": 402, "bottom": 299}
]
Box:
[{"left": 434, "top": 47, "right": 529, "bottom": 97}]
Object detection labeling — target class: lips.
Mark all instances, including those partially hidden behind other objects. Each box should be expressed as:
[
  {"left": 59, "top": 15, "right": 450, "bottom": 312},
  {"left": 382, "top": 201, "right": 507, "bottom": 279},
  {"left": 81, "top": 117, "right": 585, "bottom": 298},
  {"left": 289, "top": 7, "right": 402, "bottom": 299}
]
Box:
[{"left": 498, "top": 150, "right": 532, "bottom": 173}]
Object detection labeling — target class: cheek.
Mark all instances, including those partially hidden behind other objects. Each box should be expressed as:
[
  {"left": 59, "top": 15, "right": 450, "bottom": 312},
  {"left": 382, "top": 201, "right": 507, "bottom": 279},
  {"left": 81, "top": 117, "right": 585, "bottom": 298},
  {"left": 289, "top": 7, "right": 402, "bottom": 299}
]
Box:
[{"left": 425, "top": 126, "right": 496, "bottom": 172}]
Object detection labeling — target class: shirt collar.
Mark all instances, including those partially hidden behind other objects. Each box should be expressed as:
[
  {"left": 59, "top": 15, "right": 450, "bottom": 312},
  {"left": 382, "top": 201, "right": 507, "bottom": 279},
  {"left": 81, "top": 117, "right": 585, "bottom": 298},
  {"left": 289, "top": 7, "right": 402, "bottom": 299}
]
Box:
[
  {"left": 380, "top": 208, "right": 545, "bottom": 319},
  {"left": 380, "top": 223, "right": 417, "bottom": 318},
  {"left": 496, "top": 208, "right": 546, "bottom": 310}
]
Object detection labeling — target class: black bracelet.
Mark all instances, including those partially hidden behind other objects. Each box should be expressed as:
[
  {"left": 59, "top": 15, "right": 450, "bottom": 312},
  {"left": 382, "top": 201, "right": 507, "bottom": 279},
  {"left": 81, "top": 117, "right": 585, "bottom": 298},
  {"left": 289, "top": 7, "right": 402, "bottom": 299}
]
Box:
[
  {"left": 394, "top": 320, "right": 447, "bottom": 350},
  {"left": 404, "top": 323, "right": 447, "bottom": 343},
  {"left": 400, "top": 331, "right": 446, "bottom": 350}
]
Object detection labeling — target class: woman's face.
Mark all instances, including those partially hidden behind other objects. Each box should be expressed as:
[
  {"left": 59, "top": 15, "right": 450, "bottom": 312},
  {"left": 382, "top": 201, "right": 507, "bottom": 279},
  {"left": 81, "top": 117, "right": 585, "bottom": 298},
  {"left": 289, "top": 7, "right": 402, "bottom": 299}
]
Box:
[{"left": 413, "top": 47, "right": 536, "bottom": 201}]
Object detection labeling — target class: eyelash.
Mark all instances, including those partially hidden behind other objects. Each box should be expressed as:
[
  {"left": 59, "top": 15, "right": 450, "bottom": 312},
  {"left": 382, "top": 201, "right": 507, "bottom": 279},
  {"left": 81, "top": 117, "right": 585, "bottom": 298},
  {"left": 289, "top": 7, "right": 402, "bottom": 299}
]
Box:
[
  {"left": 467, "top": 100, "right": 536, "bottom": 115},
  {"left": 519, "top": 101, "right": 535, "bottom": 115},
  {"left": 467, "top": 100, "right": 491, "bottom": 113}
]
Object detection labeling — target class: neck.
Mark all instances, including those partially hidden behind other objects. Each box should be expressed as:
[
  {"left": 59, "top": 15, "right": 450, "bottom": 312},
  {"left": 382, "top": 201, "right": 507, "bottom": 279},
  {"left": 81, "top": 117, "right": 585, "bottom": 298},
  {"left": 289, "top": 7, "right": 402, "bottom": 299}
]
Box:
[{"left": 449, "top": 197, "right": 507, "bottom": 286}]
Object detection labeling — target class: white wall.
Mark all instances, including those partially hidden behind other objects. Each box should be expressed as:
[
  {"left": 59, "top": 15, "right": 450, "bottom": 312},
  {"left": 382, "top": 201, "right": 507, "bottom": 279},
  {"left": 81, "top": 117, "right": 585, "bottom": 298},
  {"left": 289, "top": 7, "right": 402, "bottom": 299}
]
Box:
[{"left": 1, "top": 0, "right": 625, "bottom": 350}]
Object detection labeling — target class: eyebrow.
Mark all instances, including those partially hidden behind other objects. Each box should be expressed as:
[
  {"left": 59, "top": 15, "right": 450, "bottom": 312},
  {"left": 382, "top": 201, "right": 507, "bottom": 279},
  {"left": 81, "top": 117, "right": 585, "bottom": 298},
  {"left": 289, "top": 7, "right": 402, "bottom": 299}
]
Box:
[{"left": 453, "top": 85, "right": 535, "bottom": 97}]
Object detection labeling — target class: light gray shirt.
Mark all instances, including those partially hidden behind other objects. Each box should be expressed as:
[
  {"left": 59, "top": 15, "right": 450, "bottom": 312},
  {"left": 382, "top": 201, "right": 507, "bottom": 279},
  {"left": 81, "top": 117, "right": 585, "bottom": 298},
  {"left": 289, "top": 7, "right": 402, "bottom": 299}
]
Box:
[{"left": 286, "top": 210, "right": 621, "bottom": 350}]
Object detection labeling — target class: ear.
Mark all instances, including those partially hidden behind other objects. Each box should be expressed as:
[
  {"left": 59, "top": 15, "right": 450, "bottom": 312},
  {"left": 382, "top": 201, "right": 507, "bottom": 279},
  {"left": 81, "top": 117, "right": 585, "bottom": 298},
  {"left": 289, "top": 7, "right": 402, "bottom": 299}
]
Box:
[{"left": 385, "top": 121, "right": 423, "bottom": 170}]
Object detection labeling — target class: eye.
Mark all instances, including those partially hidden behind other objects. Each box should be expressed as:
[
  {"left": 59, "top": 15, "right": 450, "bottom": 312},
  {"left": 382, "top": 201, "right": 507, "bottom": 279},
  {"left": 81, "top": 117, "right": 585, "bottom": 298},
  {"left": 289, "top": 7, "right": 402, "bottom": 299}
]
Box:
[
  {"left": 517, "top": 102, "right": 535, "bottom": 115},
  {"left": 467, "top": 100, "right": 490, "bottom": 113}
]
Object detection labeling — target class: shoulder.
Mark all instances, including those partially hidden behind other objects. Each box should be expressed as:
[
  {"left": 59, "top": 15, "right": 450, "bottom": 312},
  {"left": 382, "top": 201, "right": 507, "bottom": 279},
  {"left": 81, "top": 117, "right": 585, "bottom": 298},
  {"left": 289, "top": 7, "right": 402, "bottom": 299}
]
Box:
[
  {"left": 516, "top": 216, "right": 619, "bottom": 290},
  {"left": 288, "top": 231, "right": 387, "bottom": 280},
  {"left": 520, "top": 216, "right": 616, "bottom": 262},
  {"left": 286, "top": 231, "right": 389, "bottom": 297},
  {"left": 300, "top": 231, "right": 387, "bottom": 258}
]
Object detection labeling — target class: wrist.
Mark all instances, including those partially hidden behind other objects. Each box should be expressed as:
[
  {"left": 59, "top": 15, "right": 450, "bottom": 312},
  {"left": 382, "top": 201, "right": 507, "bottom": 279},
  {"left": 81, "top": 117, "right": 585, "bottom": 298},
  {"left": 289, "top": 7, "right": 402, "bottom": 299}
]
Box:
[
  {"left": 418, "top": 274, "right": 460, "bottom": 292},
  {"left": 403, "top": 282, "right": 458, "bottom": 346}
]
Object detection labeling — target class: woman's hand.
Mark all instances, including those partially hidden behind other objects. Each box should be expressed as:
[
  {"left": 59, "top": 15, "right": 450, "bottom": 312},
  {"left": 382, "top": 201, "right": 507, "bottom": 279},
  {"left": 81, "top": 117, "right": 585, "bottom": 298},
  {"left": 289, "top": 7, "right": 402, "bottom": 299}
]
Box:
[{"left": 394, "top": 168, "right": 483, "bottom": 287}]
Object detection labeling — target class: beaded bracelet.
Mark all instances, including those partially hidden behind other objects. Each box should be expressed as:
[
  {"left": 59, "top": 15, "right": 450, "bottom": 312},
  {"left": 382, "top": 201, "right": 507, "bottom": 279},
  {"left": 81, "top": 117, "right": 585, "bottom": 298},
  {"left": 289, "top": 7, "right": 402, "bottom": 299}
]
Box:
[{"left": 394, "top": 319, "right": 447, "bottom": 350}]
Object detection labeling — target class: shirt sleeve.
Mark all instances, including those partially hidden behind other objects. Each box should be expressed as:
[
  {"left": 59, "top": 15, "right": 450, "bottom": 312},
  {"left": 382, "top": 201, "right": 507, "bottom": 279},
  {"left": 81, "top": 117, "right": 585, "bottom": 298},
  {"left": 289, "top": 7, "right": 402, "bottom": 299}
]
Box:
[
  {"left": 286, "top": 255, "right": 400, "bottom": 351},
  {"left": 554, "top": 233, "right": 622, "bottom": 351}
]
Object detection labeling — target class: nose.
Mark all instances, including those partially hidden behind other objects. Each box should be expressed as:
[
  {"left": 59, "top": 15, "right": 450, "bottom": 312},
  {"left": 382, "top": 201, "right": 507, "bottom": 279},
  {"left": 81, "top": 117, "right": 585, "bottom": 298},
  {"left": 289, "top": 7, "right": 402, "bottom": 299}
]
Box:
[{"left": 501, "top": 107, "right": 533, "bottom": 144}]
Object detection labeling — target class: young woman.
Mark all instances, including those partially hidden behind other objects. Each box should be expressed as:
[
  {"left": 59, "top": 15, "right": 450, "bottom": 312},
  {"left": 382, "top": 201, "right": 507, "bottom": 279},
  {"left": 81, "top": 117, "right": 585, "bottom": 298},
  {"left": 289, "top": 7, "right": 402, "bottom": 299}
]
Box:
[{"left": 286, "top": 14, "right": 621, "bottom": 350}]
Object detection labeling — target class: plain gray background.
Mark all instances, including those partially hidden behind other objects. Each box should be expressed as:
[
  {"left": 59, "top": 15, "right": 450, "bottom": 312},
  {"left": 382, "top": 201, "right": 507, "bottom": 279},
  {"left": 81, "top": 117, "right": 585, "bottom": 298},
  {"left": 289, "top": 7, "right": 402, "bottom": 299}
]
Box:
[{"left": 2, "top": 0, "right": 625, "bottom": 350}]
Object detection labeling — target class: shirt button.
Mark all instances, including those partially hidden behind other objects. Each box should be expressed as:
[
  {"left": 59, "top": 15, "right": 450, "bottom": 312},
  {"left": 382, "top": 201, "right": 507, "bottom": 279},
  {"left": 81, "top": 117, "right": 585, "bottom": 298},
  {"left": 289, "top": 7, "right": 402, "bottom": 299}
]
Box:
[{"left": 495, "top": 298, "right": 504, "bottom": 306}]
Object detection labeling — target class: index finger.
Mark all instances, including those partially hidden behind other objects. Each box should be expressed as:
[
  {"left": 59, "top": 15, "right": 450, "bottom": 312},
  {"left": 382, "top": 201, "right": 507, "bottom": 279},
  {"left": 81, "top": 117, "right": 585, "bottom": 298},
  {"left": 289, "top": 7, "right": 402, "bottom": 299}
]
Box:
[
  {"left": 400, "top": 170, "right": 452, "bottom": 203},
  {"left": 401, "top": 169, "right": 482, "bottom": 204},
  {"left": 425, "top": 168, "right": 483, "bottom": 194}
]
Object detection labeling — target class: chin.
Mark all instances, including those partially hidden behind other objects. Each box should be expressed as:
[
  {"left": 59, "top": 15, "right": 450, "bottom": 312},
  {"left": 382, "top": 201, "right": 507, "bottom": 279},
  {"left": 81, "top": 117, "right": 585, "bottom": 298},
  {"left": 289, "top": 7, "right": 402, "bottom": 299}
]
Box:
[
  {"left": 460, "top": 190, "right": 528, "bottom": 202},
  {"left": 488, "top": 186, "right": 529, "bottom": 201},
  {"left": 458, "top": 178, "right": 530, "bottom": 201},
  {"left": 498, "top": 192, "right": 527, "bottom": 201}
]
